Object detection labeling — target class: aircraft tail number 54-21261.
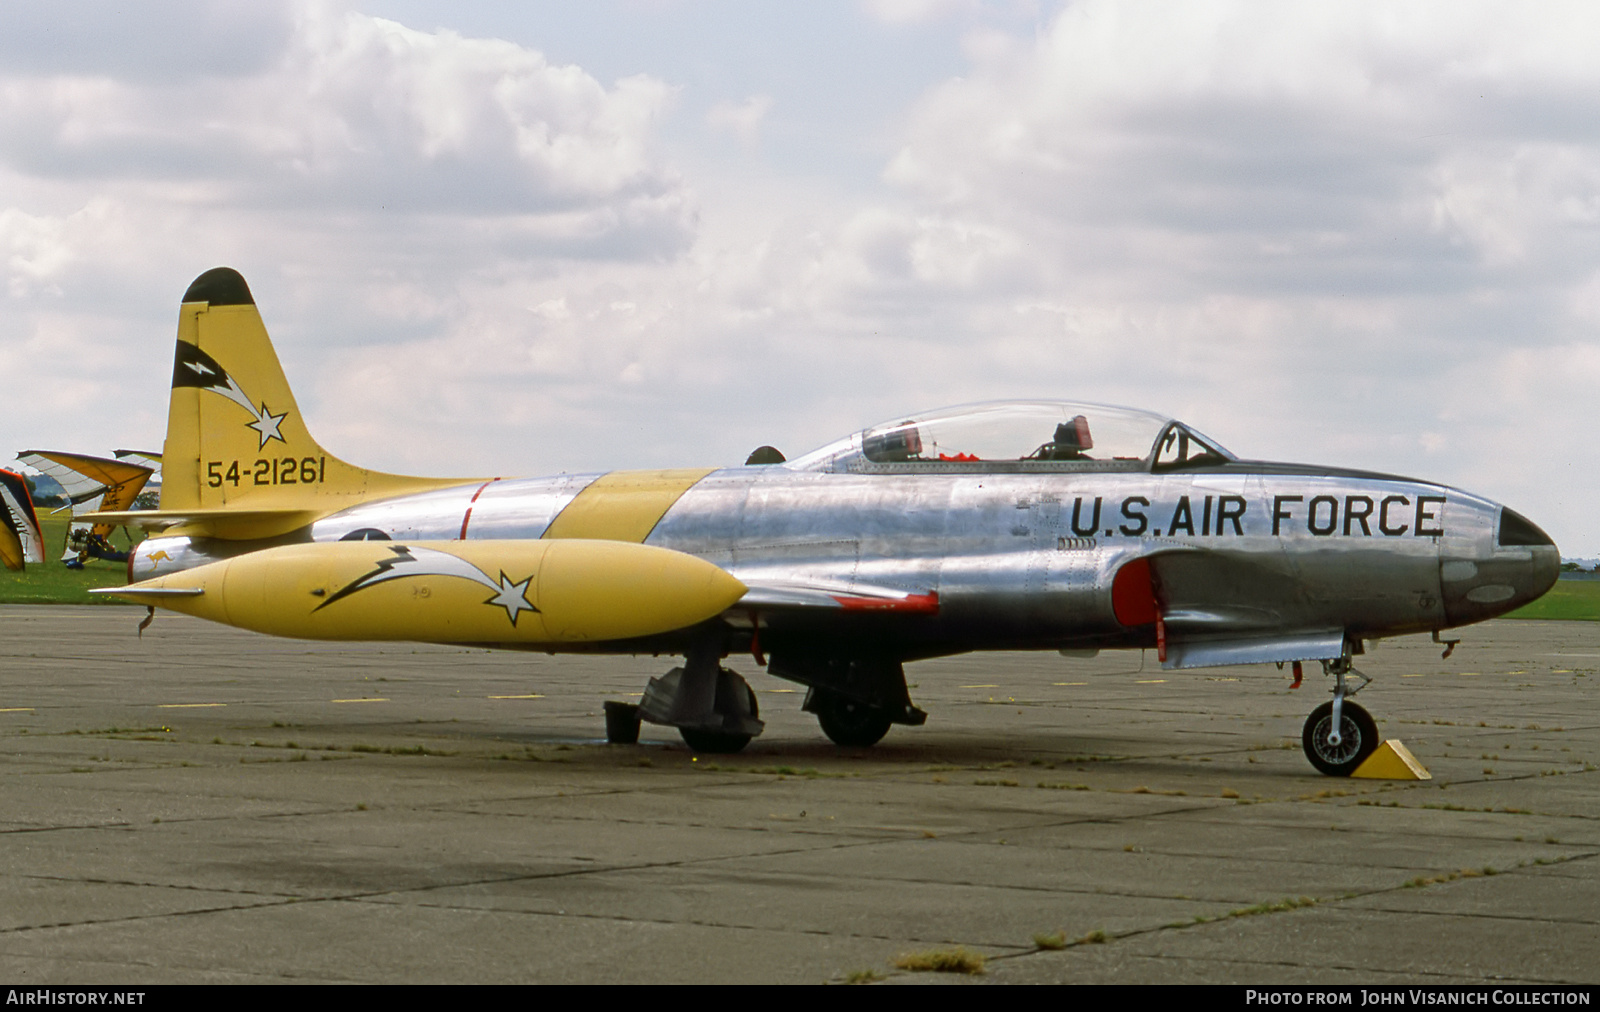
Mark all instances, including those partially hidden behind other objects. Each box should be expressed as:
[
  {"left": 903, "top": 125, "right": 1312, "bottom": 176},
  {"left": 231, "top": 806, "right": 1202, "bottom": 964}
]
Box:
[{"left": 92, "top": 268, "right": 1560, "bottom": 775}]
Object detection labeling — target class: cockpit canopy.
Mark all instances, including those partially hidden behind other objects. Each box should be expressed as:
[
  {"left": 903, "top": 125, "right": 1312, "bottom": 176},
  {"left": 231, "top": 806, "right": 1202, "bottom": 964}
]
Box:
[{"left": 786, "top": 401, "right": 1235, "bottom": 474}]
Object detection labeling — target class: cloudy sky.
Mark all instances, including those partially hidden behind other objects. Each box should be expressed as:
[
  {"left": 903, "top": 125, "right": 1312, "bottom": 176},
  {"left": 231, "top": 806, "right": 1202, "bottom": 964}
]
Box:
[{"left": 2, "top": 1, "right": 1597, "bottom": 553}]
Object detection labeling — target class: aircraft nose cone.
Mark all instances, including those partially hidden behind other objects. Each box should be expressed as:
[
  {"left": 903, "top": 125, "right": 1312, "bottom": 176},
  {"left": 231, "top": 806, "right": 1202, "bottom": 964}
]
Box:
[{"left": 1440, "top": 507, "right": 1558, "bottom": 626}]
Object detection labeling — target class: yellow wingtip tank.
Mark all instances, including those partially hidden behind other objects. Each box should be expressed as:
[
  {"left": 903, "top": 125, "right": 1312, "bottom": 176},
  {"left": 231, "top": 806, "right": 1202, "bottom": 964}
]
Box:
[{"left": 97, "top": 539, "right": 747, "bottom": 646}]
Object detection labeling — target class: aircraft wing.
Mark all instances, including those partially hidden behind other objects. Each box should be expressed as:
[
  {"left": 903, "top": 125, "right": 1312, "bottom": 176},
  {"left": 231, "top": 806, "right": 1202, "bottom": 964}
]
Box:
[
  {"left": 736, "top": 578, "right": 939, "bottom": 613},
  {"left": 1143, "top": 549, "right": 1350, "bottom": 670}
]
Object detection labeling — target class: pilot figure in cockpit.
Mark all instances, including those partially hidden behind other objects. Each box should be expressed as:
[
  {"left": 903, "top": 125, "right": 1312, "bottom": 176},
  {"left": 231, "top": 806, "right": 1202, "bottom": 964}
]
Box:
[
  {"left": 862, "top": 424, "right": 923, "bottom": 463},
  {"left": 1033, "top": 415, "right": 1094, "bottom": 461}
]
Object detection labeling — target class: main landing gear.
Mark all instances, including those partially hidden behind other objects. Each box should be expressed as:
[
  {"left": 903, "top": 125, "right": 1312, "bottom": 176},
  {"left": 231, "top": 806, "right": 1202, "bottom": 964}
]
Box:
[
  {"left": 604, "top": 634, "right": 764, "bottom": 754},
  {"left": 776, "top": 655, "right": 927, "bottom": 748},
  {"left": 604, "top": 647, "right": 927, "bottom": 753},
  {"left": 806, "top": 688, "right": 894, "bottom": 748},
  {"left": 1300, "top": 654, "right": 1378, "bottom": 777}
]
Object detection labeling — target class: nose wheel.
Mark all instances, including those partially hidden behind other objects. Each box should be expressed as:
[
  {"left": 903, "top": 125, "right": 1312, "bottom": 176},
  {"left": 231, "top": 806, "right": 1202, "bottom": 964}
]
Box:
[{"left": 1301, "top": 700, "right": 1378, "bottom": 776}]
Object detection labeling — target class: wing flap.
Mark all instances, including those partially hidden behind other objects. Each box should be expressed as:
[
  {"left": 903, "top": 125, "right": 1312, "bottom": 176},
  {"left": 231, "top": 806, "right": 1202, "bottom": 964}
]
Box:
[
  {"left": 737, "top": 579, "right": 939, "bottom": 613},
  {"left": 1160, "top": 628, "right": 1346, "bottom": 670}
]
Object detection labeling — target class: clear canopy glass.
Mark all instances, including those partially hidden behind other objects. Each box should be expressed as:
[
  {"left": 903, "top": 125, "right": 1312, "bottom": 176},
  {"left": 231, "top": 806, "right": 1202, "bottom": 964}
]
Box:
[{"left": 785, "top": 400, "right": 1234, "bottom": 474}]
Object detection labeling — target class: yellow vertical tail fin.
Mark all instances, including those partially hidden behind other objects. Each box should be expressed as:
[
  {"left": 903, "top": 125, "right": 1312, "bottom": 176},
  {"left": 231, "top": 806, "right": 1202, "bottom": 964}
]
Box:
[{"left": 159, "top": 268, "right": 467, "bottom": 530}]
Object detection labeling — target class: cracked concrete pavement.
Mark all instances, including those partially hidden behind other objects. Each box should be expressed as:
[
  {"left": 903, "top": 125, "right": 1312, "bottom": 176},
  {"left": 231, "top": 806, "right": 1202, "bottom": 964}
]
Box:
[{"left": 1, "top": 605, "right": 1596, "bottom": 983}]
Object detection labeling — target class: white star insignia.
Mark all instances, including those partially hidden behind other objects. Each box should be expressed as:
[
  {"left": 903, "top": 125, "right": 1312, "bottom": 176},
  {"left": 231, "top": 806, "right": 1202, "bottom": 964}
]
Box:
[
  {"left": 248, "top": 404, "right": 288, "bottom": 447},
  {"left": 484, "top": 572, "right": 537, "bottom": 626}
]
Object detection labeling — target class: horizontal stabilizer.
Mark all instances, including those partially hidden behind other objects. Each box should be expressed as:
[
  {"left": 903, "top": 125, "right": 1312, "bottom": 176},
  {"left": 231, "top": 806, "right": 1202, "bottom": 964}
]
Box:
[{"left": 83, "top": 508, "right": 325, "bottom": 540}]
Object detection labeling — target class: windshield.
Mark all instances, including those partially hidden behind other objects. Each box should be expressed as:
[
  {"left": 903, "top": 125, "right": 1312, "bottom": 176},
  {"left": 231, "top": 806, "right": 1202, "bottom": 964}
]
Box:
[{"left": 786, "top": 400, "right": 1234, "bottom": 474}]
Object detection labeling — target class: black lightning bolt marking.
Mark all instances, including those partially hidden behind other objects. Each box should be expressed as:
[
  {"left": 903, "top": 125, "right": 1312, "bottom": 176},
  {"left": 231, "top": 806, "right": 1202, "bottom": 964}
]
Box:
[
  {"left": 317, "top": 545, "right": 539, "bottom": 626},
  {"left": 316, "top": 545, "right": 420, "bottom": 611},
  {"left": 171, "top": 341, "right": 289, "bottom": 448}
]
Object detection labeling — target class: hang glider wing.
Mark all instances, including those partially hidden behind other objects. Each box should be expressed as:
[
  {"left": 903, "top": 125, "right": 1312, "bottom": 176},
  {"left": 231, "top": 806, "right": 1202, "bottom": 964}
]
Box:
[
  {"left": 113, "top": 450, "right": 163, "bottom": 477},
  {"left": 0, "top": 469, "right": 43, "bottom": 570},
  {"left": 17, "top": 451, "right": 154, "bottom": 538}
]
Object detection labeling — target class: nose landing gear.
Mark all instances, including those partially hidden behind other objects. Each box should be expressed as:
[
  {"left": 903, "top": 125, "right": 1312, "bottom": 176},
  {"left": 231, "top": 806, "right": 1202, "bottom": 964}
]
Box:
[
  {"left": 1300, "top": 652, "right": 1378, "bottom": 776},
  {"left": 618, "top": 632, "right": 765, "bottom": 754},
  {"left": 1302, "top": 699, "right": 1378, "bottom": 776}
]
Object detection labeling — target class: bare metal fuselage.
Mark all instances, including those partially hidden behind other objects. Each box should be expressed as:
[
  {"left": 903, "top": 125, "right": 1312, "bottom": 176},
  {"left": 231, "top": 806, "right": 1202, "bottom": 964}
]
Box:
[{"left": 131, "top": 459, "right": 1556, "bottom": 665}]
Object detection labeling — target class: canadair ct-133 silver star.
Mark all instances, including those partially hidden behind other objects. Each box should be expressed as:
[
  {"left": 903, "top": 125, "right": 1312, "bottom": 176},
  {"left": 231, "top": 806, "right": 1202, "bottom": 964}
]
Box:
[{"left": 92, "top": 268, "right": 1559, "bottom": 775}]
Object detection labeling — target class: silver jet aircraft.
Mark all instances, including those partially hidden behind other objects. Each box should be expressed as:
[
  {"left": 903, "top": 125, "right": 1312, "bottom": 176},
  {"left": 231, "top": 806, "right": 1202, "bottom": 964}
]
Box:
[{"left": 98, "top": 268, "right": 1560, "bottom": 776}]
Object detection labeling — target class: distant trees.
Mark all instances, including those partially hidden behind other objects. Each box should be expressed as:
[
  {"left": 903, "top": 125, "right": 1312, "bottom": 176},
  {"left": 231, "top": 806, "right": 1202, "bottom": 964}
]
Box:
[{"left": 16, "top": 472, "right": 64, "bottom": 508}]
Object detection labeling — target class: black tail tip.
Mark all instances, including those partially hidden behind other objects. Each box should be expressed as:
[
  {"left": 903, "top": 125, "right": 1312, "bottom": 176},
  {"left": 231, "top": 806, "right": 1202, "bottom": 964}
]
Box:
[{"left": 182, "top": 268, "right": 255, "bottom": 306}]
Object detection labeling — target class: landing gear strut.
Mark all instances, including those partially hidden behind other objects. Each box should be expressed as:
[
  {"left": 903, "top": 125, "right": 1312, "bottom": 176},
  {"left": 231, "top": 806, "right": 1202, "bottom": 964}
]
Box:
[
  {"left": 773, "top": 654, "right": 926, "bottom": 748},
  {"left": 1301, "top": 652, "right": 1378, "bottom": 776},
  {"left": 630, "top": 633, "right": 765, "bottom": 753},
  {"left": 677, "top": 677, "right": 760, "bottom": 753}
]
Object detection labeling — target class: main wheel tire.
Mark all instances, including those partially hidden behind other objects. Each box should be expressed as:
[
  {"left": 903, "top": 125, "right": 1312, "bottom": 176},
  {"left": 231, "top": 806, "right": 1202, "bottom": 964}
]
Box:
[
  {"left": 679, "top": 727, "right": 752, "bottom": 753},
  {"left": 814, "top": 690, "right": 893, "bottom": 748},
  {"left": 679, "top": 682, "right": 757, "bottom": 754},
  {"left": 1301, "top": 700, "right": 1379, "bottom": 776}
]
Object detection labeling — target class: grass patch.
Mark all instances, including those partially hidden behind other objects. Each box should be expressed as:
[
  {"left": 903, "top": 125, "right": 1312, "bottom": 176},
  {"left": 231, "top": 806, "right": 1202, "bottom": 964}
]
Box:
[
  {"left": 1228, "top": 896, "right": 1317, "bottom": 918},
  {"left": 1403, "top": 868, "right": 1497, "bottom": 888},
  {"left": 892, "top": 948, "right": 986, "bottom": 975},
  {"left": 350, "top": 744, "right": 456, "bottom": 756},
  {"left": 843, "top": 968, "right": 885, "bottom": 984},
  {"left": 0, "top": 515, "right": 144, "bottom": 604},
  {"left": 746, "top": 765, "right": 832, "bottom": 778},
  {"left": 1505, "top": 579, "right": 1600, "bottom": 621}
]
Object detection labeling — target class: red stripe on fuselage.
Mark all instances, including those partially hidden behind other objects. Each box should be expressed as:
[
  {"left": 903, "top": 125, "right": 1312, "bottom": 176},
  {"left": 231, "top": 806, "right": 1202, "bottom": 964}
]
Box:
[{"left": 458, "top": 479, "right": 500, "bottom": 540}]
